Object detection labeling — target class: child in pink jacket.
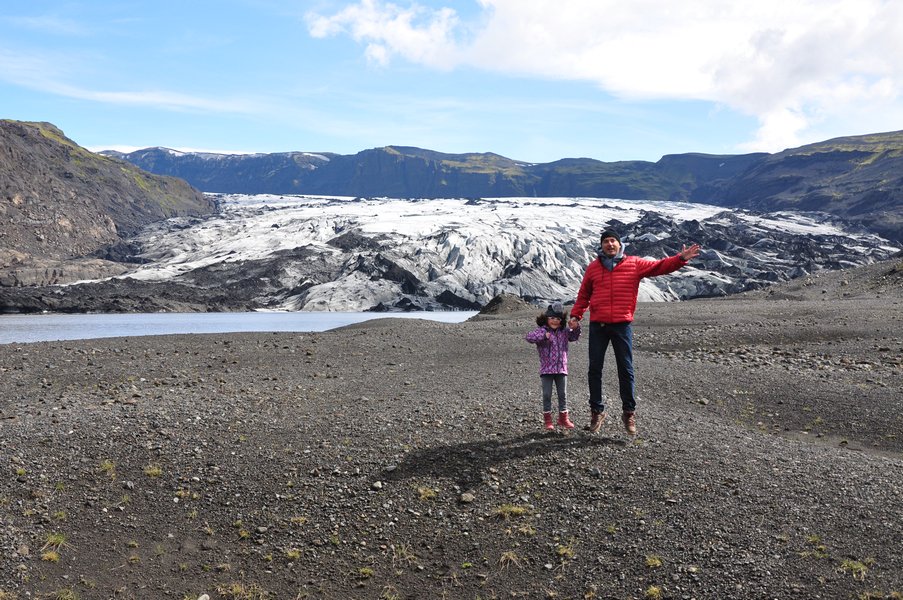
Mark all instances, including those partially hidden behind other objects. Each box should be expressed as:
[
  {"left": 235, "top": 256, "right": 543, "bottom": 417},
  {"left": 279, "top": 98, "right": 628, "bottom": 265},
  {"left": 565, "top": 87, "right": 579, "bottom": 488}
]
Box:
[{"left": 525, "top": 302, "right": 581, "bottom": 430}]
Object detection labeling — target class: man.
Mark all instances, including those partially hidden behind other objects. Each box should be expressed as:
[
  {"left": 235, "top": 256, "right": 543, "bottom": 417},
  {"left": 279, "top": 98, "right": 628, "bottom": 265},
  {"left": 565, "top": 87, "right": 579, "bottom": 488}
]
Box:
[{"left": 569, "top": 228, "right": 700, "bottom": 435}]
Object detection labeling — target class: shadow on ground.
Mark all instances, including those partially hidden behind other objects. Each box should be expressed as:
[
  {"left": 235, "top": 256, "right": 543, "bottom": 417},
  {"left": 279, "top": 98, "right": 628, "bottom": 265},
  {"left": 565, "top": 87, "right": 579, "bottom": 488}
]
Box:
[{"left": 385, "top": 432, "right": 625, "bottom": 490}]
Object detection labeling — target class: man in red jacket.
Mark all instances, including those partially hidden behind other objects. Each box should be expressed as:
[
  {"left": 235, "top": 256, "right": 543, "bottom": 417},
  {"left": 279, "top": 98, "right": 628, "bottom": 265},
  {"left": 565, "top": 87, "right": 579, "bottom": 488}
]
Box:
[{"left": 569, "top": 228, "right": 700, "bottom": 435}]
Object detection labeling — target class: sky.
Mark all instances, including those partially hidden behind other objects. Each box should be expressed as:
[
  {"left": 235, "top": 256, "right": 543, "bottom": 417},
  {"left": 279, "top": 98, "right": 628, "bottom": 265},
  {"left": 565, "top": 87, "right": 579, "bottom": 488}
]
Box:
[{"left": 2, "top": 0, "right": 903, "bottom": 163}]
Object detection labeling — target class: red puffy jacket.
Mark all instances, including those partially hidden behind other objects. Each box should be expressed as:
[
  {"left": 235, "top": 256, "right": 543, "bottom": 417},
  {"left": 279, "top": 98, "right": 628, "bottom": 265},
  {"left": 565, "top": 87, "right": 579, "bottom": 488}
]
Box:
[{"left": 571, "top": 254, "right": 687, "bottom": 323}]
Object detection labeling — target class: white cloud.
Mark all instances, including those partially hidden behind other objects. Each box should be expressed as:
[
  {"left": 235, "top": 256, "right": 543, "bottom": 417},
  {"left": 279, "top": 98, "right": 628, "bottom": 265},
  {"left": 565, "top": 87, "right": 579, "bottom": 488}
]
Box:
[
  {"left": 2, "top": 14, "right": 90, "bottom": 36},
  {"left": 0, "top": 48, "right": 259, "bottom": 114},
  {"left": 69, "top": 88, "right": 256, "bottom": 113},
  {"left": 306, "top": 0, "right": 903, "bottom": 152},
  {"left": 306, "top": 0, "right": 461, "bottom": 68}
]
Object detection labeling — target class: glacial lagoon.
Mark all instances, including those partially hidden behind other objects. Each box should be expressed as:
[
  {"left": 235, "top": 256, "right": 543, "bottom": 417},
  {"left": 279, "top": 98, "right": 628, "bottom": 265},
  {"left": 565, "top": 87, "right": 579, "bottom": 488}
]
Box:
[{"left": 0, "top": 311, "right": 478, "bottom": 344}]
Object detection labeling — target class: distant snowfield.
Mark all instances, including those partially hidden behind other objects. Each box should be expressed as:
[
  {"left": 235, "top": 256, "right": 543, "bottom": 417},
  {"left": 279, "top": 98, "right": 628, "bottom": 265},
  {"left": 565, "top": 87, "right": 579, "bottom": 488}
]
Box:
[{"left": 119, "top": 195, "right": 901, "bottom": 311}]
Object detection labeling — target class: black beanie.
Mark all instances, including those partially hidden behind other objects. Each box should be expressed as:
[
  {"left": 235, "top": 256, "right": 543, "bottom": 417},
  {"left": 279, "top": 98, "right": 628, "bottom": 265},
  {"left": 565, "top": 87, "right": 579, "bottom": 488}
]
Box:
[
  {"left": 600, "top": 228, "right": 621, "bottom": 243},
  {"left": 545, "top": 302, "right": 565, "bottom": 319}
]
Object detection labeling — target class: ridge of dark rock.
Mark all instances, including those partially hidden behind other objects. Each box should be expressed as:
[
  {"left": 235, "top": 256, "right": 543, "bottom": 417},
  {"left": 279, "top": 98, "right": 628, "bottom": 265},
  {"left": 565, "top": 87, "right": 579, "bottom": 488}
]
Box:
[{"left": 0, "top": 120, "right": 217, "bottom": 285}]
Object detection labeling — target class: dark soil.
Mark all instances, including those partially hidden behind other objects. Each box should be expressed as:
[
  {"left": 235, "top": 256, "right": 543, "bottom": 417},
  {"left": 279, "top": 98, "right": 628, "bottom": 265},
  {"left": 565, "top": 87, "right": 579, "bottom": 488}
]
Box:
[{"left": 1, "top": 262, "right": 902, "bottom": 600}]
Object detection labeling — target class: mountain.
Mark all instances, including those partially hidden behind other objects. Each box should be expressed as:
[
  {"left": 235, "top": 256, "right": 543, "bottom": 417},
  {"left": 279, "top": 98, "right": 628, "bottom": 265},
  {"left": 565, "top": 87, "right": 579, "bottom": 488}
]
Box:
[
  {"left": 0, "top": 120, "right": 217, "bottom": 286},
  {"left": 4, "top": 119, "right": 902, "bottom": 312},
  {"left": 691, "top": 131, "right": 903, "bottom": 243},
  {"left": 101, "top": 146, "right": 765, "bottom": 204},
  {"left": 103, "top": 132, "right": 903, "bottom": 242},
  {"left": 2, "top": 194, "right": 898, "bottom": 313}
]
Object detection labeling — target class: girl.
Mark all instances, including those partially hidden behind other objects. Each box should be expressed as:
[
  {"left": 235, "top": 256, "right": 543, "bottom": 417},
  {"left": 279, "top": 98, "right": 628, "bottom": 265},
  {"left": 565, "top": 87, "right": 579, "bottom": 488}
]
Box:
[{"left": 525, "top": 302, "right": 581, "bottom": 430}]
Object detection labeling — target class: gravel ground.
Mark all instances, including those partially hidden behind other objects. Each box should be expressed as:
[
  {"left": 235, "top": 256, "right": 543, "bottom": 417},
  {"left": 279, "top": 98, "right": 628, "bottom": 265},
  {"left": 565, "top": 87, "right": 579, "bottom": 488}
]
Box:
[{"left": 1, "top": 261, "right": 901, "bottom": 600}]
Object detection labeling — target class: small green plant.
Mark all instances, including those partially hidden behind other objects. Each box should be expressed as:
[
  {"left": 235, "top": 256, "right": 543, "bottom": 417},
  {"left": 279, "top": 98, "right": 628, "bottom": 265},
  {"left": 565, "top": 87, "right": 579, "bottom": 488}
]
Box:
[
  {"left": 143, "top": 464, "right": 162, "bottom": 478},
  {"left": 358, "top": 567, "right": 375, "bottom": 579},
  {"left": 556, "top": 541, "right": 576, "bottom": 560},
  {"left": 417, "top": 486, "right": 438, "bottom": 501},
  {"left": 645, "top": 554, "right": 663, "bottom": 568},
  {"left": 99, "top": 460, "right": 116, "bottom": 480},
  {"left": 498, "top": 551, "right": 521, "bottom": 570},
  {"left": 127, "top": 554, "right": 140, "bottom": 564},
  {"left": 391, "top": 543, "right": 417, "bottom": 566},
  {"left": 53, "top": 590, "right": 79, "bottom": 600},
  {"left": 215, "top": 582, "right": 268, "bottom": 600},
  {"left": 238, "top": 529, "right": 250, "bottom": 539},
  {"left": 380, "top": 585, "right": 401, "bottom": 600},
  {"left": 645, "top": 585, "right": 663, "bottom": 600},
  {"left": 839, "top": 558, "right": 873, "bottom": 581},
  {"left": 461, "top": 562, "right": 474, "bottom": 569},
  {"left": 77, "top": 577, "right": 96, "bottom": 590},
  {"left": 290, "top": 515, "right": 308, "bottom": 525},
  {"left": 285, "top": 548, "right": 301, "bottom": 560},
  {"left": 53, "top": 510, "right": 67, "bottom": 521},
  {"left": 493, "top": 503, "right": 529, "bottom": 519},
  {"left": 801, "top": 534, "right": 829, "bottom": 559},
  {"left": 127, "top": 540, "right": 139, "bottom": 548},
  {"left": 41, "top": 550, "right": 60, "bottom": 562},
  {"left": 14, "top": 467, "right": 26, "bottom": 476},
  {"left": 43, "top": 532, "right": 67, "bottom": 551}
]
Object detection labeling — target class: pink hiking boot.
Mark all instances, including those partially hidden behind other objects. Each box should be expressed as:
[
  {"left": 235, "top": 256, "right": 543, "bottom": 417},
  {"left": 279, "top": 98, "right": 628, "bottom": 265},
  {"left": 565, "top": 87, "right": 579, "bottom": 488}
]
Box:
[
  {"left": 557, "top": 411, "right": 575, "bottom": 429},
  {"left": 543, "top": 412, "right": 554, "bottom": 430}
]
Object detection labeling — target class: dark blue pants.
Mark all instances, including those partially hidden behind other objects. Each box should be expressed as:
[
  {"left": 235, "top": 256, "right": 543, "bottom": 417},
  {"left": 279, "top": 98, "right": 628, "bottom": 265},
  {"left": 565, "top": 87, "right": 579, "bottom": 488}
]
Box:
[{"left": 587, "top": 321, "right": 635, "bottom": 413}]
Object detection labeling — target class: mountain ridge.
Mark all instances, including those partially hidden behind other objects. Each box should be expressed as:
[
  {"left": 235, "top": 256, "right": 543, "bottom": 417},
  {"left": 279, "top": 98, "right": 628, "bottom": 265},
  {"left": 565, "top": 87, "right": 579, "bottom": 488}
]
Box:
[
  {"left": 102, "top": 145, "right": 761, "bottom": 202},
  {"left": 103, "top": 132, "right": 903, "bottom": 241}
]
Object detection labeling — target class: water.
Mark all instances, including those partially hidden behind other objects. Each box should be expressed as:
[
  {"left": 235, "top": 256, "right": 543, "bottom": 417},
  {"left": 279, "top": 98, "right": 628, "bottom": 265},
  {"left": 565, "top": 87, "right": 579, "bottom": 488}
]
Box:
[{"left": 0, "top": 311, "right": 478, "bottom": 345}]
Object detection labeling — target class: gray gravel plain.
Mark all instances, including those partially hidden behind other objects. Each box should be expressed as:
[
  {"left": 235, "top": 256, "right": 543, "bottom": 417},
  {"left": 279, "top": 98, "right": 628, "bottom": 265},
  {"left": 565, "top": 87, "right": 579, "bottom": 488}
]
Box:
[{"left": 1, "top": 260, "right": 901, "bottom": 600}]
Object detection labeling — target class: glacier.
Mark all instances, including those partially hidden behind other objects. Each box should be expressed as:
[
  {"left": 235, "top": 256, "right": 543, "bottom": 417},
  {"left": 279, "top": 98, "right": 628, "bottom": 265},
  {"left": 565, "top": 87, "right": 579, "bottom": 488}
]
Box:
[{"left": 117, "top": 194, "right": 901, "bottom": 312}]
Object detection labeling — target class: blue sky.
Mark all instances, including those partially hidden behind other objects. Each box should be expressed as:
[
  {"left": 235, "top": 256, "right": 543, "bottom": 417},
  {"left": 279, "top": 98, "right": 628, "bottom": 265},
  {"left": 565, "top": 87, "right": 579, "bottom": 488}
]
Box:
[{"left": 2, "top": 1, "right": 902, "bottom": 163}]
